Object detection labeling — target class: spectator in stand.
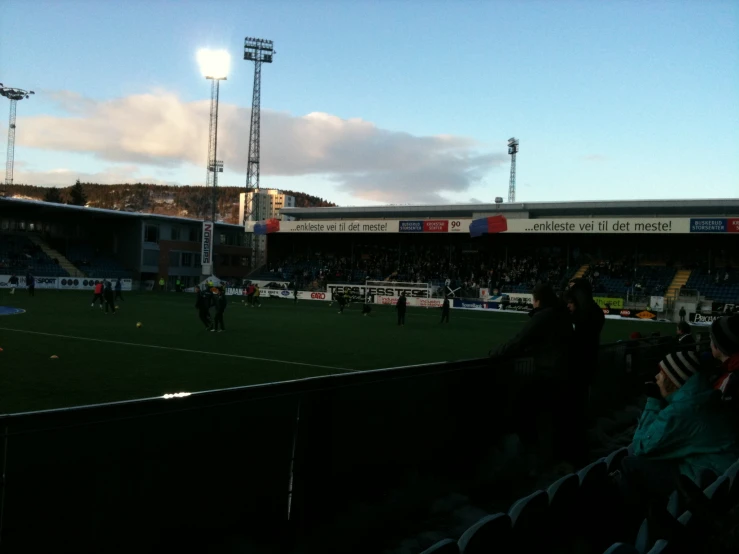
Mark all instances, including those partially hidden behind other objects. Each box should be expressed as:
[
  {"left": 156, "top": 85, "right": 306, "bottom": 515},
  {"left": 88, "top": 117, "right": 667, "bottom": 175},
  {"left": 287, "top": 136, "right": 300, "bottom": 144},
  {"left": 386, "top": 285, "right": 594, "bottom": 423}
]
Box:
[
  {"left": 563, "top": 278, "right": 605, "bottom": 466},
  {"left": 708, "top": 315, "right": 739, "bottom": 412},
  {"left": 613, "top": 350, "right": 739, "bottom": 539},
  {"left": 489, "top": 283, "right": 574, "bottom": 474},
  {"left": 676, "top": 321, "right": 695, "bottom": 347}
]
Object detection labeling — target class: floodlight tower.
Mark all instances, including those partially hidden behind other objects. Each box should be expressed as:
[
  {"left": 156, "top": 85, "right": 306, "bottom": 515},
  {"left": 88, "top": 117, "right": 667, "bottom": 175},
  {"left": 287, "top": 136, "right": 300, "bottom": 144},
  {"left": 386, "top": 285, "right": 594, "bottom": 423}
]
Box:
[
  {"left": 197, "top": 49, "right": 230, "bottom": 225},
  {"left": 507, "top": 137, "right": 519, "bottom": 203},
  {"left": 0, "top": 84, "right": 35, "bottom": 195},
  {"left": 243, "top": 36, "right": 274, "bottom": 269}
]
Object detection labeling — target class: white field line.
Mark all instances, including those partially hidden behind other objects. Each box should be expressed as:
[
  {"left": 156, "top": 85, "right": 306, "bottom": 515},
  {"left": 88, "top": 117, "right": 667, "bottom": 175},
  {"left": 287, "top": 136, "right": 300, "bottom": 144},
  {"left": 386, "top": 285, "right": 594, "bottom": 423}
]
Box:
[{"left": 0, "top": 327, "right": 357, "bottom": 373}]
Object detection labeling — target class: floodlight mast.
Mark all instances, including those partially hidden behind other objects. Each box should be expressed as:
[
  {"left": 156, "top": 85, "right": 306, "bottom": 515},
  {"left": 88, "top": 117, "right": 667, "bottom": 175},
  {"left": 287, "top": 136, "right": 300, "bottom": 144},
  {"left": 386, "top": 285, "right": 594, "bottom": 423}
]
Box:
[
  {"left": 0, "top": 85, "right": 35, "bottom": 196},
  {"left": 243, "top": 37, "right": 274, "bottom": 270},
  {"left": 197, "top": 50, "right": 229, "bottom": 227},
  {"left": 507, "top": 137, "right": 519, "bottom": 203}
]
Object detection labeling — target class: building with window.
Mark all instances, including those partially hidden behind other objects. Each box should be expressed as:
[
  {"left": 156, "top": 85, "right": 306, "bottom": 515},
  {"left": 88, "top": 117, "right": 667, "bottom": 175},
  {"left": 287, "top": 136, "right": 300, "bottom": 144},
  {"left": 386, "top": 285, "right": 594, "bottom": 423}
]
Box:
[{"left": 0, "top": 198, "right": 251, "bottom": 288}]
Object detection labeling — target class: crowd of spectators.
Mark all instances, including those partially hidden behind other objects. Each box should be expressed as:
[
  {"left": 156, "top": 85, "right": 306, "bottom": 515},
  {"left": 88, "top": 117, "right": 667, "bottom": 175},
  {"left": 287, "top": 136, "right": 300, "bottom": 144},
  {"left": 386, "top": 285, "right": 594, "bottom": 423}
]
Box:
[{"left": 262, "top": 246, "right": 570, "bottom": 295}]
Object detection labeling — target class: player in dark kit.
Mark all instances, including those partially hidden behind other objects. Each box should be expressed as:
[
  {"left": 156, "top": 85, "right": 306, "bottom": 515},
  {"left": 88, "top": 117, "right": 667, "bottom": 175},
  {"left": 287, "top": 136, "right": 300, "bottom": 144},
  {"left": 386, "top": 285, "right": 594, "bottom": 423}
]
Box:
[
  {"left": 396, "top": 292, "right": 407, "bottom": 326},
  {"left": 26, "top": 273, "right": 35, "bottom": 296},
  {"left": 114, "top": 278, "right": 124, "bottom": 301},
  {"left": 293, "top": 281, "right": 299, "bottom": 304},
  {"left": 336, "top": 292, "right": 347, "bottom": 314},
  {"left": 440, "top": 296, "right": 450, "bottom": 323},
  {"left": 213, "top": 286, "right": 227, "bottom": 332},
  {"left": 103, "top": 280, "right": 116, "bottom": 314},
  {"left": 194, "top": 286, "right": 212, "bottom": 330}
]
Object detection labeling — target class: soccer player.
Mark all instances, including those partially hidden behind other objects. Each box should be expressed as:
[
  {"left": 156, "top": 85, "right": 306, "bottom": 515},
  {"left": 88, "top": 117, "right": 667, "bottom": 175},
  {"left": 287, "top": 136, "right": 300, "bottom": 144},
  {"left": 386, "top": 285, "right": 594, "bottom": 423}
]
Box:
[
  {"left": 293, "top": 281, "right": 299, "bottom": 304},
  {"left": 103, "top": 280, "right": 116, "bottom": 315},
  {"left": 396, "top": 292, "right": 407, "bottom": 326},
  {"left": 26, "top": 273, "right": 35, "bottom": 297},
  {"left": 336, "top": 292, "right": 347, "bottom": 314},
  {"left": 362, "top": 294, "right": 373, "bottom": 317},
  {"left": 91, "top": 281, "right": 104, "bottom": 309},
  {"left": 8, "top": 274, "right": 18, "bottom": 295},
  {"left": 252, "top": 285, "right": 261, "bottom": 307},
  {"left": 440, "top": 296, "right": 450, "bottom": 324},
  {"left": 194, "top": 286, "right": 212, "bottom": 330},
  {"left": 114, "top": 278, "right": 124, "bottom": 302},
  {"left": 213, "top": 286, "right": 227, "bottom": 332}
]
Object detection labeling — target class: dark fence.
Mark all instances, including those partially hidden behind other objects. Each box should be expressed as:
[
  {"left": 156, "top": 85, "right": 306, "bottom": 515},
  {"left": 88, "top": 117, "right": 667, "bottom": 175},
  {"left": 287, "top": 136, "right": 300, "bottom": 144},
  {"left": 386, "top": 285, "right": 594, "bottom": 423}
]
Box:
[{"left": 0, "top": 336, "right": 711, "bottom": 553}]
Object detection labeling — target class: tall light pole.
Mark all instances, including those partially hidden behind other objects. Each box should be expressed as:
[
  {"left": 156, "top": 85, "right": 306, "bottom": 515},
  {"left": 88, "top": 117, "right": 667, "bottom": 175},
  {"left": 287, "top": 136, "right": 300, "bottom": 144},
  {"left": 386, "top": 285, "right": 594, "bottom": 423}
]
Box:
[
  {"left": 197, "top": 49, "right": 230, "bottom": 277},
  {"left": 507, "top": 137, "right": 519, "bottom": 203},
  {"left": 0, "top": 84, "right": 35, "bottom": 196},
  {"left": 243, "top": 37, "right": 274, "bottom": 270}
]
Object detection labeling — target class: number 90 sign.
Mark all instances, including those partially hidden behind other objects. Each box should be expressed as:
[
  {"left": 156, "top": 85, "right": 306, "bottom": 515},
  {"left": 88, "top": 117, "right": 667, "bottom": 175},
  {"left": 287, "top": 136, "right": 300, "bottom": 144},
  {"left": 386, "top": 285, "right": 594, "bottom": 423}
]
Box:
[{"left": 451, "top": 220, "right": 461, "bottom": 228}]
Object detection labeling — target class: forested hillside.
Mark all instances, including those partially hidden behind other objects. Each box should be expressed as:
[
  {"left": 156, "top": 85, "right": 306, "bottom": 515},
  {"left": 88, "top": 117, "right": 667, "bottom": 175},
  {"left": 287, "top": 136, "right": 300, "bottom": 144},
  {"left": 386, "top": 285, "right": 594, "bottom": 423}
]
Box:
[{"left": 3, "top": 182, "right": 335, "bottom": 223}]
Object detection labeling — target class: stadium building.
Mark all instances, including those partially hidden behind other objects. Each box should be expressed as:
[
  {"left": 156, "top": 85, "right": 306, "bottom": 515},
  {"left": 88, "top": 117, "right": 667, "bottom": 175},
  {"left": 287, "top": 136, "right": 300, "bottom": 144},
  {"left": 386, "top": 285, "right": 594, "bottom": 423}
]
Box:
[
  {"left": 248, "top": 198, "right": 739, "bottom": 317},
  {"left": 0, "top": 197, "right": 249, "bottom": 289}
]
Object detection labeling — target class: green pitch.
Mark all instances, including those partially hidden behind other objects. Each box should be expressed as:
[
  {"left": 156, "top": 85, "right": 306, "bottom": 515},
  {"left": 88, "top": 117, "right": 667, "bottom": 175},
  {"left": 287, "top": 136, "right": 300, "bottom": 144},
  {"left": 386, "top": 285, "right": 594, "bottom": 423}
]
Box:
[{"left": 0, "top": 291, "right": 683, "bottom": 414}]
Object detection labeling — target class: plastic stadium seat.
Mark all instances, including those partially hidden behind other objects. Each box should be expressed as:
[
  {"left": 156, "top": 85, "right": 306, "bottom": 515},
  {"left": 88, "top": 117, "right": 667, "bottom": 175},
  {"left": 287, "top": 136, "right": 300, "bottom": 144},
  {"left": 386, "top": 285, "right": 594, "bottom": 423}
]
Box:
[
  {"left": 606, "top": 447, "right": 629, "bottom": 474},
  {"left": 507, "top": 489, "right": 549, "bottom": 548},
  {"left": 704, "top": 475, "right": 731, "bottom": 513},
  {"left": 602, "top": 543, "right": 640, "bottom": 554},
  {"left": 635, "top": 517, "right": 661, "bottom": 554},
  {"left": 578, "top": 460, "right": 615, "bottom": 551},
  {"left": 420, "top": 538, "right": 460, "bottom": 554},
  {"left": 647, "top": 540, "right": 672, "bottom": 553},
  {"left": 457, "top": 513, "right": 512, "bottom": 554},
  {"left": 696, "top": 468, "right": 718, "bottom": 490},
  {"left": 724, "top": 459, "right": 739, "bottom": 486},
  {"left": 546, "top": 473, "right": 579, "bottom": 545},
  {"left": 666, "top": 490, "right": 683, "bottom": 519},
  {"left": 578, "top": 459, "right": 608, "bottom": 487}
]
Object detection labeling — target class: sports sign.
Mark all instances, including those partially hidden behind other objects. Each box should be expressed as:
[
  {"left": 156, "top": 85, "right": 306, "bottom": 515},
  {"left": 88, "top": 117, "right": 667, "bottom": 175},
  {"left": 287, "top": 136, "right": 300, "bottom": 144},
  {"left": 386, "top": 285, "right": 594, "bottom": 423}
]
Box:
[
  {"left": 0, "top": 276, "right": 133, "bottom": 291},
  {"left": 690, "top": 218, "right": 739, "bottom": 233},
  {"left": 256, "top": 219, "right": 469, "bottom": 234},
  {"left": 201, "top": 221, "right": 214, "bottom": 273},
  {"left": 375, "top": 296, "right": 444, "bottom": 308},
  {"left": 689, "top": 313, "right": 723, "bottom": 325},
  {"left": 248, "top": 217, "right": 739, "bottom": 235},
  {"left": 327, "top": 283, "right": 430, "bottom": 299}
]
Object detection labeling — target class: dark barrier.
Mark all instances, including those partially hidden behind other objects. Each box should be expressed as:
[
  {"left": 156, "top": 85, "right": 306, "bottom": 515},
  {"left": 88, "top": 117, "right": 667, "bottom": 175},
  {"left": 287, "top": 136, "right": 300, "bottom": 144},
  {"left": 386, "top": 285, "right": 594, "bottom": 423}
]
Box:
[{"left": 0, "top": 337, "right": 709, "bottom": 553}]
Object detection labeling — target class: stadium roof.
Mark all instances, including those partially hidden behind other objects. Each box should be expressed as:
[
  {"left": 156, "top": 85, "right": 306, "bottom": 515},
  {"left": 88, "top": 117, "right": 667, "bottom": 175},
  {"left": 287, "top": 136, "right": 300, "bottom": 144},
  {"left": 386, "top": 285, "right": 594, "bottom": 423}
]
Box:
[
  {"left": 281, "top": 198, "right": 739, "bottom": 220},
  {"left": 0, "top": 197, "right": 243, "bottom": 229}
]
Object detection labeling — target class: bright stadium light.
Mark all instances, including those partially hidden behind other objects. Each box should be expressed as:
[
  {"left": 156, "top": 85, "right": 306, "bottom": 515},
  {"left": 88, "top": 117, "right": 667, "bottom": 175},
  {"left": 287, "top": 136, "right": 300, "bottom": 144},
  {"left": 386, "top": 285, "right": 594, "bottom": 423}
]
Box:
[{"left": 197, "top": 49, "right": 230, "bottom": 79}]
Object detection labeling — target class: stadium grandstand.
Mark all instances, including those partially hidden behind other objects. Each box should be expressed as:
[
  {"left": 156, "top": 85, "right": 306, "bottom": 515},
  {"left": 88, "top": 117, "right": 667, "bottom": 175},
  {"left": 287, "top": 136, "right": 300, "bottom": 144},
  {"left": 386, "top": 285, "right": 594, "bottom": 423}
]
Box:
[
  {"left": 0, "top": 197, "right": 250, "bottom": 288},
  {"left": 252, "top": 198, "right": 738, "bottom": 317}
]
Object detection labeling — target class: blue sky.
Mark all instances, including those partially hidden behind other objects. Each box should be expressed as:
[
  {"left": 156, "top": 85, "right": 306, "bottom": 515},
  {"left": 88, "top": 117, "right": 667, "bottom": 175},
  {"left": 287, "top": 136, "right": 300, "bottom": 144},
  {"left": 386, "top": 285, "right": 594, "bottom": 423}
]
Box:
[{"left": 1, "top": 0, "right": 737, "bottom": 206}]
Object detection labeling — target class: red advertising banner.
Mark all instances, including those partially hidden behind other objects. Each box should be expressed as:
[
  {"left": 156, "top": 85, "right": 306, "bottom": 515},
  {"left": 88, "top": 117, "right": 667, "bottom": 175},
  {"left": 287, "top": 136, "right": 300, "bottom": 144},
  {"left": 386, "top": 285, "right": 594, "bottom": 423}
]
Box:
[
  {"left": 728, "top": 218, "right": 739, "bottom": 233},
  {"left": 423, "top": 220, "right": 449, "bottom": 232}
]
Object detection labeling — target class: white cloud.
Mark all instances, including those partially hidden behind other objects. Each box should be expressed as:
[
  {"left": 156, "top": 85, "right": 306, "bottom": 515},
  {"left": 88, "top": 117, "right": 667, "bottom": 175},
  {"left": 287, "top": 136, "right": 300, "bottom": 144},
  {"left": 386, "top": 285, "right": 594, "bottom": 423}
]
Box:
[{"left": 14, "top": 90, "right": 507, "bottom": 203}]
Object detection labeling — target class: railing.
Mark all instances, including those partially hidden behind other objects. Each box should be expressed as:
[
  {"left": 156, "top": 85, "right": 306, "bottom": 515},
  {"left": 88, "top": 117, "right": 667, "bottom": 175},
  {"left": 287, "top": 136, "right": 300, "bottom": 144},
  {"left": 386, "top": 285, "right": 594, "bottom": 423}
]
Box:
[{"left": 0, "top": 337, "right": 710, "bottom": 553}]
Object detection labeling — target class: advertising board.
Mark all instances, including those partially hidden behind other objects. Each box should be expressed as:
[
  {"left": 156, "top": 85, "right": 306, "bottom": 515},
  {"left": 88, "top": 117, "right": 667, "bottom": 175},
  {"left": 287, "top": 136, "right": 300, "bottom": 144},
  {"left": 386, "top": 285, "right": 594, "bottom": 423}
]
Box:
[
  {"left": 375, "top": 296, "right": 444, "bottom": 308},
  {"left": 1, "top": 276, "right": 133, "bottom": 291},
  {"left": 327, "top": 283, "right": 430, "bottom": 299}
]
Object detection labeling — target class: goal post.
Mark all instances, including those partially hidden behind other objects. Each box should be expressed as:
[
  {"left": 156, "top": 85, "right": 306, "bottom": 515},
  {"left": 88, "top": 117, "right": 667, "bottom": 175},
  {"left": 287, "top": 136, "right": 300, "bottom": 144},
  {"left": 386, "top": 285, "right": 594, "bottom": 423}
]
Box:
[{"left": 365, "top": 279, "right": 439, "bottom": 308}]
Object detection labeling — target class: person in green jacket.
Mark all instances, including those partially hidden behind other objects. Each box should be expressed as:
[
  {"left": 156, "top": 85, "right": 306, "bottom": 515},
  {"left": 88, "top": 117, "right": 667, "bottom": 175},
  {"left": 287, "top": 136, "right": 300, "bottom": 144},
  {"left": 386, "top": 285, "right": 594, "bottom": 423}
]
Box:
[
  {"left": 615, "top": 350, "right": 739, "bottom": 534},
  {"left": 632, "top": 351, "right": 739, "bottom": 480}
]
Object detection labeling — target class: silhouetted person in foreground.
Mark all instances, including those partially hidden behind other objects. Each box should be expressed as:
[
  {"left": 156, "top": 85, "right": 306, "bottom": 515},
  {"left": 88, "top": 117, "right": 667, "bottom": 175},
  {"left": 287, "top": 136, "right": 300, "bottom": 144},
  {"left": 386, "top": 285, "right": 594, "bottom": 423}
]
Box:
[
  {"left": 490, "top": 283, "right": 574, "bottom": 474},
  {"left": 563, "top": 278, "right": 605, "bottom": 466}
]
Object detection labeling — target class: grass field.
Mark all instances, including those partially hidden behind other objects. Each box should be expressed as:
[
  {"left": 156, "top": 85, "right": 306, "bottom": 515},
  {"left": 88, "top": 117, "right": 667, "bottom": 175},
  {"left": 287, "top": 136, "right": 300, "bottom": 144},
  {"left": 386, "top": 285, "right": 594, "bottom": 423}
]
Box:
[{"left": 0, "top": 290, "right": 683, "bottom": 413}]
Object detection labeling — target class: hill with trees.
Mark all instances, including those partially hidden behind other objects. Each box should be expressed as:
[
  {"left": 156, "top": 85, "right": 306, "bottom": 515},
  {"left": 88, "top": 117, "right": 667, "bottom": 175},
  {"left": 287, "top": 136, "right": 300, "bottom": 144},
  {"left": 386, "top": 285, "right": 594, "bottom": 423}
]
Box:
[{"left": 3, "top": 182, "right": 336, "bottom": 223}]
